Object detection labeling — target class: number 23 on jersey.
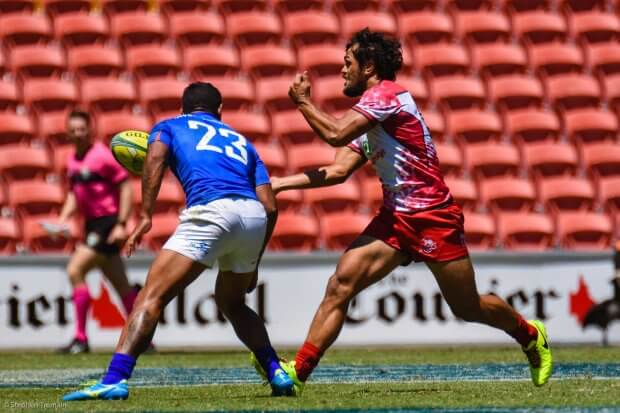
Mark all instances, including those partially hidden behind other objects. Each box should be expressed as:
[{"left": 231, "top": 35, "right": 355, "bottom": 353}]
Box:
[{"left": 188, "top": 120, "right": 248, "bottom": 165}]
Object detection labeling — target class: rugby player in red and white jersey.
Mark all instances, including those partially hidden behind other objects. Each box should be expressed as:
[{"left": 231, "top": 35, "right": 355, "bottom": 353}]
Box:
[{"left": 264, "top": 29, "right": 553, "bottom": 392}]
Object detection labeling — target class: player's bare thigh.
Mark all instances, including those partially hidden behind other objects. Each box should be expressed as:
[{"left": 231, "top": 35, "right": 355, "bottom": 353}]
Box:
[
  {"left": 335, "top": 235, "right": 409, "bottom": 293},
  {"left": 426, "top": 256, "right": 480, "bottom": 309},
  {"left": 66, "top": 245, "right": 105, "bottom": 286}
]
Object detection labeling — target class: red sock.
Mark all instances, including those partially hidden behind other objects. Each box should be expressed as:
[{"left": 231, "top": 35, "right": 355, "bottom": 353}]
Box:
[
  {"left": 73, "top": 285, "right": 91, "bottom": 342},
  {"left": 508, "top": 315, "right": 538, "bottom": 347},
  {"left": 295, "top": 341, "right": 323, "bottom": 382}
]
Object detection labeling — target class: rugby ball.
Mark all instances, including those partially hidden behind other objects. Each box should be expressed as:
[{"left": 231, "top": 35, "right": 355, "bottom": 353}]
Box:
[{"left": 110, "top": 130, "right": 149, "bottom": 175}]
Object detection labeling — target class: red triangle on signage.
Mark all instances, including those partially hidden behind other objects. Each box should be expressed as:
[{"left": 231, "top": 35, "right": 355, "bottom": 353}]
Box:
[{"left": 92, "top": 282, "right": 126, "bottom": 328}]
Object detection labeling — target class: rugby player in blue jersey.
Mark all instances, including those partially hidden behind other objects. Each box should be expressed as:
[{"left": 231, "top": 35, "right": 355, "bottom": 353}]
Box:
[{"left": 63, "top": 82, "right": 294, "bottom": 401}]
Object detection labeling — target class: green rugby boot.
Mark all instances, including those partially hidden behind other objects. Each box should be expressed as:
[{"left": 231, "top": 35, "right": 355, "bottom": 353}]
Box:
[{"left": 523, "top": 320, "right": 553, "bottom": 387}]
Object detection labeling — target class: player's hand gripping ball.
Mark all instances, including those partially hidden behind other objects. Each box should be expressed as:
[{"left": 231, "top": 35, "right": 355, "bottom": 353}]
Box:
[{"left": 110, "top": 130, "right": 149, "bottom": 175}]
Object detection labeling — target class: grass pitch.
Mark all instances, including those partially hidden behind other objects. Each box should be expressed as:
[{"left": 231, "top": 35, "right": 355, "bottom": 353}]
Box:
[{"left": 0, "top": 346, "right": 618, "bottom": 412}]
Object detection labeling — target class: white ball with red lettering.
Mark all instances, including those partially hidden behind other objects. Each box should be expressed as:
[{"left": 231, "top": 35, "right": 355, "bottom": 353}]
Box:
[{"left": 110, "top": 130, "right": 149, "bottom": 175}]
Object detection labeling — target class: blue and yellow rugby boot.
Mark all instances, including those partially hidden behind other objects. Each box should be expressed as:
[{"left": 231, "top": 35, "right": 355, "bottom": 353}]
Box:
[
  {"left": 250, "top": 353, "right": 304, "bottom": 396},
  {"left": 62, "top": 379, "right": 128, "bottom": 401}
]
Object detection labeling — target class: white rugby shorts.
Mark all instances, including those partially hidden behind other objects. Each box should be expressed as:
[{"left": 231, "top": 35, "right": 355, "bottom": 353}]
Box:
[{"left": 162, "top": 197, "right": 267, "bottom": 273}]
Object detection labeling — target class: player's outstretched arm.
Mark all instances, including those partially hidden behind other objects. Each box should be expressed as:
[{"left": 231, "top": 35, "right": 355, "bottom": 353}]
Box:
[
  {"left": 272, "top": 146, "right": 365, "bottom": 194},
  {"left": 289, "top": 72, "right": 374, "bottom": 147},
  {"left": 126, "top": 140, "right": 168, "bottom": 256}
]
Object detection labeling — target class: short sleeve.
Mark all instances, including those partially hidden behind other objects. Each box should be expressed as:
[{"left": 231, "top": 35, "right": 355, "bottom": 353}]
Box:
[
  {"left": 148, "top": 121, "right": 172, "bottom": 147},
  {"left": 252, "top": 148, "right": 271, "bottom": 187},
  {"left": 353, "top": 83, "right": 401, "bottom": 122},
  {"left": 102, "top": 147, "right": 129, "bottom": 184},
  {"left": 347, "top": 136, "right": 365, "bottom": 157}
]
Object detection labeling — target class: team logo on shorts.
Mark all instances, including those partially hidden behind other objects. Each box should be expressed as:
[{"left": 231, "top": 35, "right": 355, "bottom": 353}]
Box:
[
  {"left": 421, "top": 238, "right": 437, "bottom": 254},
  {"left": 86, "top": 232, "right": 100, "bottom": 247}
]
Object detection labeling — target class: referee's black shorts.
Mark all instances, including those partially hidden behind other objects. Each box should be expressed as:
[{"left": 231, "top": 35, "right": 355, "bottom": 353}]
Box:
[{"left": 84, "top": 215, "right": 121, "bottom": 255}]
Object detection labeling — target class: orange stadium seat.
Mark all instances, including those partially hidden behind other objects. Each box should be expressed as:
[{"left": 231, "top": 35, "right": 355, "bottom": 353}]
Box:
[
  {"left": 8, "top": 180, "right": 63, "bottom": 217},
  {"left": 42, "top": 0, "right": 92, "bottom": 16},
  {"left": 142, "top": 212, "right": 179, "bottom": 251},
  {"left": 53, "top": 143, "right": 74, "bottom": 176},
  {"left": 569, "top": 11, "right": 620, "bottom": 44},
  {"left": 67, "top": 44, "right": 124, "bottom": 79},
  {"left": 397, "top": 76, "right": 429, "bottom": 108},
  {"left": 288, "top": 143, "right": 335, "bottom": 173},
  {"left": 563, "top": 108, "right": 618, "bottom": 145},
  {"left": 487, "top": 75, "right": 544, "bottom": 111},
  {"left": 512, "top": 11, "right": 567, "bottom": 44},
  {"left": 465, "top": 142, "right": 520, "bottom": 178},
  {"left": 444, "top": 0, "right": 494, "bottom": 11},
  {"left": 240, "top": 45, "right": 297, "bottom": 79},
  {"left": 53, "top": 12, "right": 108, "bottom": 47},
  {"left": 269, "top": 213, "right": 319, "bottom": 251},
  {"left": 139, "top": 78, "right": 185, "bottom": 118},
  {"left": 341, "top": 11, "right": 397, "bottom": 40},
  {"left": 100, "top": 0, "right": 150, "bottom": 16},
  {"left": 499, "top": 0, "right": 551, "bottom": 12},
  {"left": 0, "top": 13, "right": 53, "bottom": 48},
  {"left": 360, "top": 177, "right": 382, "bottom": 212},
  {"left": 214, "top": 0, "right": 268, "bottom": 15},
  {"left": 538, "top": 176, "right": 596, "bottom": 213},
  {"left": 271, "top": 110, "right": 315, "bottom": 145},
  {"left": 398, "top": 11, "right": 453, "bottom": 45},
  {"left": 0, "top": 217, "right": 20, "bottom": 255},
  {"left": 422, "top": 109, "right": 445, "bottom": 141},
  {"left": 497, "top": 212, "right": 554, "bottom": 251},
  {"left": 447, "top": 109, "right": 502, "bottom": 144},
  {"left": 586, "top": 42, "right": 620, "bottom": 76},
  {"left": 598, "top": 176, "right": 620, "bottom": 213},
  {"left": 454, "top": 11, "right": 511, "bottom": 44},
  {"left": 22, "top": 215, "right": 78, "bottom": 253},
  {"left": 444, "top": 176, "right": 478, "bottom": 211},
  {"left": 9, "top": 44, "right": 66, "bottom": 80},
  {"left": 275, "top": 189, "right": 304, "bottom": 212},
  {"left": 273, "top": 0, "right": 323, "bottom": 13},
  {"left": 471, "top": 44, "right": 528, "bottom": 78},
  {"left": 603, "top": 73, "right": 620, "bottom": 114},
  {"left": 199, "top": 77, "right": 255, "bottom": 111},
  {"left": 282, "top": 11, "right": 340, "bottom": 47},
  {"left": 81, "top": 78, "right": 137, "bottom": 113},
  {"left": 126, "top": 45, "right": 182, "bottom": 79},
  {"left": 463, "top": 211, "right": 496, "bottom": 250},
  {"left": 387, "top": 0, "right": 440, "bottom": 12},
  {"left": 480, "top": 177, "right": 537, "bottom": 213},
  {"left": 313, "top": 76, "right": 358, "bottom": 112},
  {"left": 0, "top": 80, "right": 20, "bottom": 112},
  {"left": 184, "top": 44, "right": 240, "bottom": 77},
  {"left": 304, "top": 180, "right": 361, "bottom": 215},
  {"left": 223, "top": 110, "right": 271, "bottom": 142},
  {"left": 95, "top": 112, "right": 152, "bottom": 143},
  {"left": 298, "top": 45, "right": 344, "bottom": 77},
  {"left": 0, "top": 1, "right": 34, "bottom": 14},
  {"left": 22, "top": 79, "right": 78, "bottom": 114},
  {"left": 559, "top": 0, "right": 606, "bottom": 13},
  {"left": 522, "top": 142, "right": 578, "bottom": 178},
  {"left": 504, "top": 108, "right": 560, "bottom": 144},
  {"left": 133, "top": 178, "right": 184, "bottom": 214},
  {"left": 430, "top": 75, "right": 486, "bottom": 111},
  {"left": 435, "top": 142, "right": 464, "bottom": 177},
  {"left": 253, "top": 142, "right": 287, "bottom": 176},
  {"left": 0, "top": 113, "right": 35, "bottom": 145},
  {"left": 156, "top": 0, "right": 211, "bottom": 14},
  {"left": 528, "top": 43, "right": 584, "bottom": 77},
  {"left": 39, "top": 111, "right": 70, "bottom": 147},
  {"left": 322, "top": 212, "right": 369, "bottom": 250},
  {"left": 228, "top": 11, "right": 282, "bottom": 47},
  {"left": 557, "top": 211, "right": 612, "bottom": 250},
  {"left": 255, "top": 77, "right": 295, "bottom": 113},
  {"left": 0, "top": 145, "right": 52, "bottom": 182},
  {"left": 413, "top": 43, "right": 470, "bottom": 78},
  {"left": 168, "top": 11, "right": 225, "bottom": 46},
  {"left": 0, "top": 52, "right": 6, "bottom": 78},
  {"left": 581, "top": 142, "right": 620, "bottom": 178},
  {"left": 545, "top": 74, "right": 601, "bottom": 111},
  {"left": 332, "top": 0, "right": 381, "bottom": 12},
  {"left": 110, "top": 12, "right": 167, "bottom": 47}
]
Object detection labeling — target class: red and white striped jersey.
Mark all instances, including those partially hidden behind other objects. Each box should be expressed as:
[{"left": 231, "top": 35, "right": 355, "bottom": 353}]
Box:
[{"left": 348, "top": 80, "right": 451, "bottom": 213}]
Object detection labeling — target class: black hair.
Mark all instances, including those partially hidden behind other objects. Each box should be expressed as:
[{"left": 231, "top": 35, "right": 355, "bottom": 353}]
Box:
[
  {"left": 346, "top": 28, "right": 403, "bottom": 81},
  {"left": 68, "top": 108, "right": 91, "bottom": 126},
  {"left": 182, "top": 82, "right": 222, "bottom": 115}
]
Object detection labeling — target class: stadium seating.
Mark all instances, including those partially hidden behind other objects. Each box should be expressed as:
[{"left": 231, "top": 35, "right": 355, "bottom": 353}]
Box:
[
  {"left": 0, "top": 13, "right": 53, "bottom": 48},
  {"left": 282, "top": 11, "right": 340, "bottom": 47},
  {"left": 125, "top": 45, "right": 182, "bottom": 80},
  {"left": 10, "top": 44, "right": 66, "bottom": 80},
  {"left": 22, "top": 215, "right": 78, "bottom": 253},
  {"left": 497, "top": 212, "right": 555, "bottom": 251},
  {"left": 435, "top": 142, "right": 464, "bottom": 177},
  {"left": 447, "top": 109, "right": 502, "bottom": 144},
  {"left": 110, "top": 12, "right": 167, "bottom": 47},
  {"left": 586, "top": 42, "right": 620, "bottom": 76},
  {"left": 22, "top": 79, "right": 78, "bottom": 114},
  {"left": 504, "top": 108, "right": 560, "bottom": 144},
  {"left": 100, "top": 0, "right": 150, "bottom": 16},
  {"left": 142, "top": 212, "right": 179, "bottom": 251},
  {"left": 53, "top": 12, "right": 109, "bottom": 47},
  {"left": 479, "top": 177, "right": 537, "bottom": 213},
  {"left": 269, "top": 213, "right": 319, "bottom": 251},
  {"left": 183, "top": 45, "right": 240, "bottom": 77},
  {"left": 223, "top": 110, "right": 270, "bottom": 142},
  {"left": 556, "top": 211, "right": 612, "bottom": 250},
  {"left": 512, "top": 11, "right": 567, "bottom": 44},
  {"left": 563, "top": 108, "right": 618, "bottom": 145},
  {"left": 168, "top": 11, "right": 226, "bottom": 46},
  {"left": 0, "top": 217, "right": 20, "bottom": 255},
  {"left": 240, "top": 44, "right": 297, "bottom": 79},
  {"left": 454, "top": 10, "right": 511, "bottom": 44},
  {"left": 545, "top": 74, "right": 601, "bottom": 111},
  {"left": 398, "top": 11, "right": 453, "bottom": 45},
  {"left": 288, "top": 144, "right": 335, "bottom": 173},
  {"left": 538, "top": 176, "right": 596, "bottom": 213},
  {"left": 95, "top": 112, "right": 152, "bottom": 143},
  {"left": 81, "top": 78, "right": 137, "bottom": 113},
  {"left": 598, "top": 176, "right": 620, "bottom": 213},
  {"left": 463, "top": 211, "right": 496, "bottom": 250},
  {"left": 444, "top": 177, "right": 478, "bottom": 211},
  {"left": 274, "top": 189, "right": 304, "bottom": 212},
  {"left": 321, "top": 212, "right": 370, "bottom": 250},
  {"left": 430, "top": 76, "right": 486, "bottom": 111},
  {"left": 253, "top": 142, "right": 287, "bottom": 176},
  {"left": 8, "top": 180, "right": 64, "bottom": 218},
  {"left": 487, "top": 75, "right": 544, "bottom": 111},
  {"left": 465, "top": 143, "right": 520, "bottom": 179},
  {"left": 157, "top": 0, "right": 212, "bottom": 15},
  {"left": 42, "top": 0, "right": 92, "bottom": 16},
  {"left": 67, "top": 44, "right": 124, "bottom": 79},
  {"left": 39, "top": 111, "right": 71, "bottom": 147},
  {"left": 522, "top": 142, "right": 578, "bottom": 178},
  {"left": 580, "top": 142, "right": 620, "bottom": 178},
  {"left": 0, "top": 80, "right": 20, "bottom": 112},
  {"left": 0, "top": 145, "right": 52, "bottom": 182},
  {"left": 471, "top": 43, "right": 528, "bottom": 78},
  {"left": 413, "top": 43, "right": 470, "bottom": 78},
  {"left": 255, "top": 77, "right": 295, "bottom": 113},
  {"left": 271, "top": 110, "right": 315, "bottom": 145},
  {"left": 569, "top": 11, "right": 620, "bottom": 44},
  {"left": 132, "top": 178, "right": 184, "bottom": 214},
  {"left": 304, "top": 180, "right": 361, "bottom": 215}
]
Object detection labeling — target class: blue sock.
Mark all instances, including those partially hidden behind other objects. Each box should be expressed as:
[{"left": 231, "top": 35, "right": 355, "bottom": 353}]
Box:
[
  {"left": 102, "top": 353, "right": 136, "bottom": 384},
  {"left": 254, "top": 346, "right": 281, "bottom": 382}
]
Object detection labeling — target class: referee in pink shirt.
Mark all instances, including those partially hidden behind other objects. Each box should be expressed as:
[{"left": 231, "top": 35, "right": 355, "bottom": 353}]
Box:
[{"left": 56, "top": 109, "right": 139, "bottom": 354}]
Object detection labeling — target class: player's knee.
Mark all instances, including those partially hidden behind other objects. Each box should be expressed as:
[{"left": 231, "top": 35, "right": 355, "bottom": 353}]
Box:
[
  {"left": 66, "top": 265, "right": 84, "bottom": 285},
  {"left": 451, "top": 302, "right": 482, "bottom": 322}
]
